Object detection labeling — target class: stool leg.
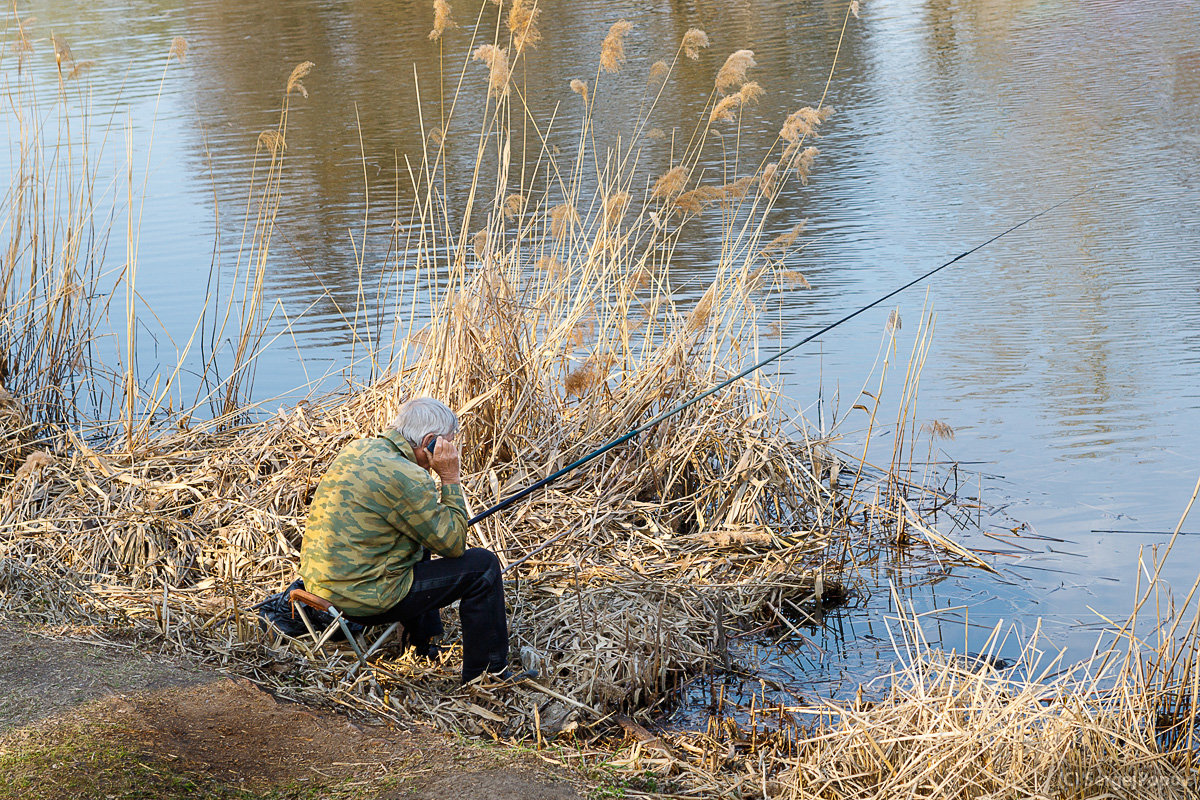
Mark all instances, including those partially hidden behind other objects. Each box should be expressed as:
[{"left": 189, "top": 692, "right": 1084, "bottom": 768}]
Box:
[
  {"left": 333, "top": 611, "right": 368, "bottom": 669},
  {"left": 364, "top": 622, "right": 401, "bottom": 661},
  {"left": 345, "top": 622, "right": 403, "bottom": 680},
  {"left": 293, "top": 606, "right": 323, "bottom": 658}
]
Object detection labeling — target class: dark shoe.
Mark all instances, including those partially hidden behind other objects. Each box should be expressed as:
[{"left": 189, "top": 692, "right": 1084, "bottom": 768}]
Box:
[
  {"left": 462, "top": 667, "right": 539, "bottom": 686},
  {"left": 412, "top": 641, "right": 445, "bottom": 660},
  {"left": 486, "top": 667, "right": 539, "bottom": 685}
]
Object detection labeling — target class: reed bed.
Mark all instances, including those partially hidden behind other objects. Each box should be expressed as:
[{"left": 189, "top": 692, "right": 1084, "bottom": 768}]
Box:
[{"left": 1, "top": 3, "right": 1197, "bottom": 798}]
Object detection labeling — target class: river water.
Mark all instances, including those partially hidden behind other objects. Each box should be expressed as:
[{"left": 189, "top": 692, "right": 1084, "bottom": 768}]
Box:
[{"left": 4, "top": 0, "right": 1200, "bottom": 705}]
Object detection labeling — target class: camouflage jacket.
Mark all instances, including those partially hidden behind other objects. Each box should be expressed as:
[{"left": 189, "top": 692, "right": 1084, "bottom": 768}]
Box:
[{"left": 299, "top": 429, "right": 468, "bottom": 616}]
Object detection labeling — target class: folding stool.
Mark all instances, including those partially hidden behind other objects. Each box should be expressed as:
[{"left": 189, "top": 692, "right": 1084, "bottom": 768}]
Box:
[{"left": 287, "top": 588, "right": 402, "bottom": 678}]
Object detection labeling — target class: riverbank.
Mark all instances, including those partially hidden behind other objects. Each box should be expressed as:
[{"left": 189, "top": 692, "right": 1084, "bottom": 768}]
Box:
[{"left": 0, "top": 626, "right": 589, "bottom": 800}]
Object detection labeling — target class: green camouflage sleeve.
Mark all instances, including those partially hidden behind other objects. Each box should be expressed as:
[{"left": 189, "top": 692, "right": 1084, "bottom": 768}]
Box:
[{"left": 385, "top": 477, "right": 468, "bottom": 558}]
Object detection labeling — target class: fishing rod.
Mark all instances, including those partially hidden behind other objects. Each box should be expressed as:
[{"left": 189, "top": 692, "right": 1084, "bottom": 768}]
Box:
[{"left": 469, "top": 190, "right": 1088, "bottom": 529}]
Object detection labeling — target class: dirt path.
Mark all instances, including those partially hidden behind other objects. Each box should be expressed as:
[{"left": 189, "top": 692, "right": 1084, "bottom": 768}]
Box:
[{"left": 0, "top": 628, "right": 588, "bottom": 800}]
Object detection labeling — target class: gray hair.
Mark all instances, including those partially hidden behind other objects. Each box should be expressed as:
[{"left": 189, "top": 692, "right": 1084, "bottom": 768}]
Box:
[{"left": 389, "top": 397, "right": 459, "bottom": 449}]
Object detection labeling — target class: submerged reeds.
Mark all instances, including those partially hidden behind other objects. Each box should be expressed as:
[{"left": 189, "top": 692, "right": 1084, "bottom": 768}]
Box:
[{"left": 0, "top": 3, "right": 1196, "bottom": 798}]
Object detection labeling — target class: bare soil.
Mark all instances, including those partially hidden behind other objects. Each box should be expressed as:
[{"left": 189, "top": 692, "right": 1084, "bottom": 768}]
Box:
[{"left": 0, "top": 628, "right": 586, "bottom": 800}]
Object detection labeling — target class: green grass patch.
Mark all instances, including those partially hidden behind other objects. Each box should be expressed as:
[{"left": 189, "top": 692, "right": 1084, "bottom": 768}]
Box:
[{"left": 0, "top": 718, "right": 391, "bottom": 800}]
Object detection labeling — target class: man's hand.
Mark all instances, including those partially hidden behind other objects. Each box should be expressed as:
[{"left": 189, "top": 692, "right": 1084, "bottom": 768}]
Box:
[{"left": 430, "top": 436, "right": 461, "bottom": 485}]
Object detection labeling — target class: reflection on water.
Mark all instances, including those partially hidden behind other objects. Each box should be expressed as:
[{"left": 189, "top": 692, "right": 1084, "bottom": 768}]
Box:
[{"left": 4, "top": 0, "right": 1200, "bottom": 697}]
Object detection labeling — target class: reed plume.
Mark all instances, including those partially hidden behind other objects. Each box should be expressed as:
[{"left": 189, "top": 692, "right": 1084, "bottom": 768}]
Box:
[
  {"left": 781, "top": 106, "right": 834, "bottom": 142},
  {"left": 674, "top": 185, "right": 723, "bottom": 215},
  {"left": 791, "top": 145, "right": 819, "bottom": 184},
  {"left": 720, "top": 175, "right": 757, "bottom": 201},
  {"left": 472, "top": 228, "right": 490, "bottom": 259},
  {"left": 781, "top": 270, "right": 811, "bottom": 288},
  {"left": 66, "top": 61, "right": 95, "bottom": 82},
  {"left": 651, "top": 166, "right": 688, "bottom": 200},
  {"left": 569, "top": 78, "right": 588, "bottom": 102},
  {"left": 715, "top": 49, "right": 756, "bottom": 95},
  {"left": 51, "top": 33, "right": 73, "bottom": 67},
  {"left": 647, "top": 60, "right": 670, "bottom": 89},
  {"left": 429, "top": 0, "right": 457, "bottom": 40},
  {"left": 506, "top": 0, "right": 542, "bottom": 53},
  {"left": 286, "top": 61, "right": 315, "bottom": 98},
  {"left": 851, "top": 0, "right": 861, "bottom": 18},
  {"left": 535, "top": 255, "right": 563, "bottom": 278},
  {"left": 710, "top": 95, "right": 740, "bottom": 124},
  {"left": 646, "top": 127, "right": 666, "bottom": 139},
  {"left": 503, "top": 193, "right": 526, "bottom": 220},
  {"left": 682, "top": 28, "right": 709, "bottom": 60},
  {"left": 472, "top": 45, "right": 510, "bottom": 98},
  {"left": 564, "top": 355, "right": 613, "bottom": 396},
  {"left": 257, "top": 130, "right": 287, "bottom": 155},
  {"left": 169, "top": 37, "right": 188, "bottom": 63},
  {"left": 763, "top": 221, "right": 806, "bottom": 254},
  {"left": 686, "top": 288, "right": 715, "bottom": 332},
  {"left": 549, "top": 203, "right": 578, "bottom": 239},
  {"left": 600, "top": 20, "right": 633, "bottom": 73},
  {"left": 925, "top": 420, "right": 955, "bottom": 440},
  {"left": 887, "top": 308, "right": 902, "bottom": 332},
  {"left": 760, "top": 162, "right": 780, "bottom": 198},
  {"left": 710, "top": 81, "right": 763, "bottom": 123},
  {"left": 603, "top": 191, "right": 631, "bottom": 226}
]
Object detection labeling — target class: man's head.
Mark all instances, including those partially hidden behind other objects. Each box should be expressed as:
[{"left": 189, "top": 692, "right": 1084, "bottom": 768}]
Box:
[{"left": 389, "top": 397, "right": 459, "bottom": 454}]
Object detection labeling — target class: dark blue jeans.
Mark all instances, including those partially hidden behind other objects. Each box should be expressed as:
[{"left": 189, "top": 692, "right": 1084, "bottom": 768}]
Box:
[{"left": 348, "top": 547, "right": 508, "bottom": 683}]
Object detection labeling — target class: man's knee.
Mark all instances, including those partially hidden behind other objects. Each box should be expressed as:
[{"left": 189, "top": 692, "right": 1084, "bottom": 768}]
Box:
[{"left": 461, "top": 547, "right": 500, "bottom": 578}]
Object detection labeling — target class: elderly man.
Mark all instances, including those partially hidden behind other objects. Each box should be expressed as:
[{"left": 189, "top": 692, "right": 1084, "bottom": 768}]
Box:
[{"left": 300, "top": 397, "right": 510, "bottom": 683}]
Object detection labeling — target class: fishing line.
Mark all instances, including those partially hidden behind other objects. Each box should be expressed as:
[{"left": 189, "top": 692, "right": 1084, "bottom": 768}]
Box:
[{"left": 470, "top": 189, "right": 1090, "bottom": 528}]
